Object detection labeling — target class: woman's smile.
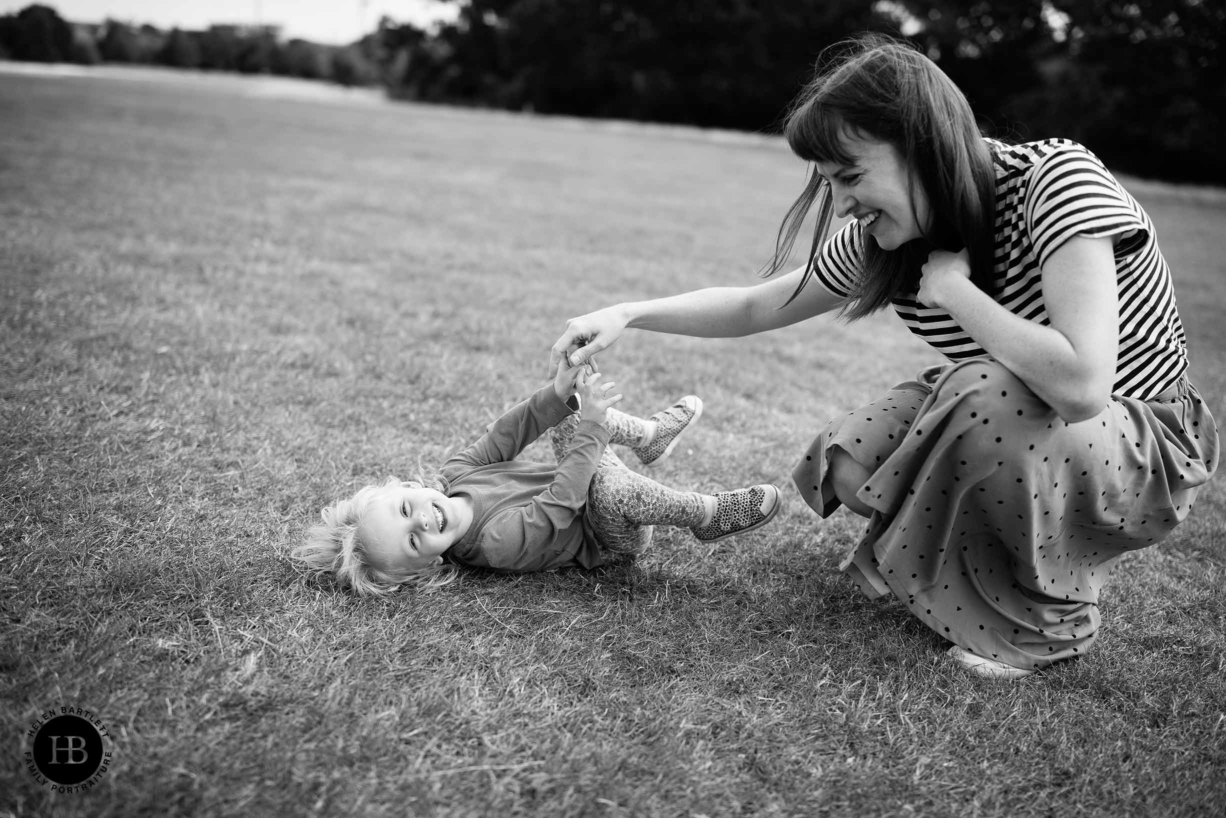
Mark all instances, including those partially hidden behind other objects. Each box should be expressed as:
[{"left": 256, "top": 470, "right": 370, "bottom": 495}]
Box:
[{"left": 815, "top": 133, "right": 930, "bottom": 250}]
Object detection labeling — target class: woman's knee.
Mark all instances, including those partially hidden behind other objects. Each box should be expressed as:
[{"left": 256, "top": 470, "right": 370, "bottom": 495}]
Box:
[
  {"left": 935, "top": 359, "right": 1038, "bottom": 416},
  {"left": 829, "top": 449, "right": 875, "bottom": 517}
]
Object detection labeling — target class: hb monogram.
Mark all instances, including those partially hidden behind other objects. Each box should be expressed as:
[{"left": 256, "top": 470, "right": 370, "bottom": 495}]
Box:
[{"left": 48, "top": 735, "right": 90, "bottom": 764}]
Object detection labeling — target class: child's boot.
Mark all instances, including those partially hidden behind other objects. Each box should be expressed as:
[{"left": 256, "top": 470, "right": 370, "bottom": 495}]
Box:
[
  {"left": 692, "top": 485, "right": 781, "bottom": 542},
  {"left": 633, "top": 395, "right": 703, "bottom": 467}
]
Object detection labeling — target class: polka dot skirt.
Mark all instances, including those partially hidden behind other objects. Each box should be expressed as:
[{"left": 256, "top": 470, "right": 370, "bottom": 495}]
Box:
[{"left": 793, "top": 358, "right": 1219, "bottom": 670}]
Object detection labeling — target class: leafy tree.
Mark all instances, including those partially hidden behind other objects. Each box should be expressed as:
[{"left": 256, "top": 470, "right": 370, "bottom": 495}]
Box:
[
  {"left": 98, "top": 20, "right": 142, "bottom": 62},
  {"left": 886, "top": 0, "right": 1054, "bottom": 137},
  {"left": 390, "top": 0, "right": 892, "bottom": 130},
  {"left": 237, "top": 31, "right": 277, "bottom": 74},
  {"left": 273, "top": 38, "right": 333, "bottom": 80},
  {"left": 0, "top": 4, "right": 73, "bottom": 62},
  {"left": 332, "top": 46, "right": 378, "bottom": 86},
  {"left": 158, "top": 28, "right": 202, "bottom": 69},
  {"left": 1046, "top": 0, "right": 1226, "bottom": 182},
  {"left": 68, "top": 24, "right": 100, "bottom": 64},
  {"left": 197, "top": 25, "right": 242, "bottom": 71}
]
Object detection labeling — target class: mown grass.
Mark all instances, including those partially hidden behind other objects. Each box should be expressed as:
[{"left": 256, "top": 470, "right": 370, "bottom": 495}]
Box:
[{"left": 1, "top": 66, "right": 1223, "bottom": 818}]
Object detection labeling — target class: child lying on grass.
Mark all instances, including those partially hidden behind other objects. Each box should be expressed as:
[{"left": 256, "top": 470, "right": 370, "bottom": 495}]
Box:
[{"left": 293, "top": 360, "right": 782, "bottom": 595}]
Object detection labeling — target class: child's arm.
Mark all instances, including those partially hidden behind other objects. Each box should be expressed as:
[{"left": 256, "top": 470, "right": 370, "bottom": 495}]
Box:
[
  {"left": 443, "top": 387, "right": 571, "bottom": 475},
  {"left": 468, "top": 371, "right": 624, "bottom": 571},
  {"left": 443, "top": 360, "right": 593, "bottom": 475},
  {"left": 443, "top": 360, "right": 588, "bottom": 475}
]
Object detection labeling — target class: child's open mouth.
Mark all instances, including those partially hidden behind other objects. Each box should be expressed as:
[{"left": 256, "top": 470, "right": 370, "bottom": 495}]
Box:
[{"left": 432, "top": 503, "right": 446, "bottom": 533}]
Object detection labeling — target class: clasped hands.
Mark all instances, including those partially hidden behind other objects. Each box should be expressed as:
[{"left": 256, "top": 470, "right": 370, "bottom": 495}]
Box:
[{"left": 553, "top": 357, "right": 621, "bottom": 425}]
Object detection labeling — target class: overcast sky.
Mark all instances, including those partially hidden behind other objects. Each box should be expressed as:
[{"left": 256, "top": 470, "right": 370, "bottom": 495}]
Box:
[{"left": 0, "top": 0, "right": 458, "bottom": 45}]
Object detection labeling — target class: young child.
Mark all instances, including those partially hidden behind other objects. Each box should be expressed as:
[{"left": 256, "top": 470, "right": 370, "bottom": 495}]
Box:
[{"left": 292, "top": 361, "right": 782, "bottom": 595}]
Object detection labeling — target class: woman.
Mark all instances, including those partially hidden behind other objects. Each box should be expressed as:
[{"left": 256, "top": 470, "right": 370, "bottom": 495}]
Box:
[{"left": 548, "top": 35, "right": 1217, "bottom": 679}]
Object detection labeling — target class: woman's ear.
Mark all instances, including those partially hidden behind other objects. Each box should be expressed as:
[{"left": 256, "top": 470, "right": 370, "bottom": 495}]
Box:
[{"left": 403, "top": 480, "right": 423, "bottom": 489}]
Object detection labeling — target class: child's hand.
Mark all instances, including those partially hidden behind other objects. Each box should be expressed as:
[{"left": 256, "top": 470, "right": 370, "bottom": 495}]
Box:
[
  {"left": 554, "top": 354, "right": 599, "bottom": 402},
  {"left": 554, "top": 357, "right": 583, "bottom": 402},
  {"left": 576, "top": 367, "right": 622, "bottom": 426}
]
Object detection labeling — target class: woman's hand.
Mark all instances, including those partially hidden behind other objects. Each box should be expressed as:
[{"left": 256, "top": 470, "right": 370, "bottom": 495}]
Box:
[
  {"left": 575, "top": 368, "right": 622, "bottom": 427},
  {"left": 549, "top": 306, "right": 628, "bottom": 373},
  {"left": 918, "top": 248, "right": 973, "bottom": 309}
]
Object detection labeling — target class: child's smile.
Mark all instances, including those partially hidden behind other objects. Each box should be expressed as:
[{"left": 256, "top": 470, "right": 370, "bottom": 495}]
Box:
[{"left": 359, "top": 482, "right": 474, "bottom": 575}]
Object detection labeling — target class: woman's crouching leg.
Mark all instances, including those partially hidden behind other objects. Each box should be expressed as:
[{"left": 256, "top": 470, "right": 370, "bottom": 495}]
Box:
[{"left": 792, "top": 380, "right": 931, "bottom": 519}]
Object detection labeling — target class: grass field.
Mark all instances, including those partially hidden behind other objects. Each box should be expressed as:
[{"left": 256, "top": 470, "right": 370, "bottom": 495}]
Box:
[{"left": 2, "top": 65, "right": 1224, "bottom": 817}]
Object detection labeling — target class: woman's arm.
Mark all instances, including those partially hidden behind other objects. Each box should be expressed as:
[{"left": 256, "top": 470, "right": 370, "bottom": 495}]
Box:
[
  {"left": 550, "top": 264, "right": 846, "bottom": 369},
  {"left": 919, "top": 236, "right": 1119, "bottom": 422}
]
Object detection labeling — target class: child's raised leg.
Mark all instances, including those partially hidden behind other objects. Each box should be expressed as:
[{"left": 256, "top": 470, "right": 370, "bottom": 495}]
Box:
[
  {"left": 549, "top": 396, "right": 703, "bottom": 467},
  {"left": 548, "top": 410, "right": 654, "bottom": 459}
]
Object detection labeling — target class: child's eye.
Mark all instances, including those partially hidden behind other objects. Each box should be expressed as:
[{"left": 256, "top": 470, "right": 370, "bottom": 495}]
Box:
[{"left": 401, "top": 501, "right": 408, "bottom": 517}]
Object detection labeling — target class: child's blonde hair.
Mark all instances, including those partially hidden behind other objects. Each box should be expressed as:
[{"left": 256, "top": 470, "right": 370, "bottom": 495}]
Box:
[{"left": 292, "top": 475, "right": 460, "bottom": 596}]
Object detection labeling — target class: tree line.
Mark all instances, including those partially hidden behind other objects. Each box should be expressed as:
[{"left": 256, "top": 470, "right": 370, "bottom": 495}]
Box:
[
  {"left": 0, "top": 4, "right": 379, "bottom": 85},
  {"left": 3, "top": 1, "right": 1222, "bottom": 185}
]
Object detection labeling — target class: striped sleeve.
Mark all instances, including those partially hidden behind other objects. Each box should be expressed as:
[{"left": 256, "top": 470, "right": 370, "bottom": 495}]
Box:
[
  {"left": 813, "top": 220, "right": 865, "bottom": 298},
  {"left": 1024, "top": 143, "right": 1149, "bottom": 268}
]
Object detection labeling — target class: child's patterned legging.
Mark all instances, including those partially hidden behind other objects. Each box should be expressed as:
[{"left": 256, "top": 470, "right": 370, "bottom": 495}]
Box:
[{"left": 550, "top": 412, "right": 706, "bottom": 557}]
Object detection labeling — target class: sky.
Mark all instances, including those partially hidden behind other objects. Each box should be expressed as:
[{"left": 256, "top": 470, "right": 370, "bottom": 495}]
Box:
[{"left": 0, "top": 0, "right": 459, "bottom": 45}]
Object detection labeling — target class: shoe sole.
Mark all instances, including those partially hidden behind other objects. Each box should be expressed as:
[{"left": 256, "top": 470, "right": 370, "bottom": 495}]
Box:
[
  {"left": 696, "top": 485, "right": 780, "bottom": 543},
  {"left": 645, "top": 396, "right": 703, "bottom": 467},
  {"left": 947, "top": 646, "right": 1034, "bottom": 680}
]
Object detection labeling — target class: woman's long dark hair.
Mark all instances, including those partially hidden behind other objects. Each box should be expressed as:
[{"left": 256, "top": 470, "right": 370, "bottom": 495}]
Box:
[{"left": 764, "top": 34, "right": 998, "bottom": 319}]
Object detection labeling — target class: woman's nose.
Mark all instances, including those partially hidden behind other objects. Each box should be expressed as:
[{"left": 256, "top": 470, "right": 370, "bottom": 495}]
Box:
[{"left": 832, "top": 184, "right": 854, "bottom": 219}]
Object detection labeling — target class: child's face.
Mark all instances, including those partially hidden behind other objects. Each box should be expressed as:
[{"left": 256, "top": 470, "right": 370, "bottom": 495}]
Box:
[{"left": 358, "top": 482, "right": 464, "bottom": 575}]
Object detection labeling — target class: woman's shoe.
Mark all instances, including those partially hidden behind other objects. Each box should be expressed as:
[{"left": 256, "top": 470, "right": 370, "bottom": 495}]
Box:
[
  {"left": 634, "top": 395, "right": 703, "bottom": 467},
  {"left": 948, "top": 645, "right": 1035, "bottom": 680},
  {"left": 692, "top": 485, "right": 781, "bottom": 543}
]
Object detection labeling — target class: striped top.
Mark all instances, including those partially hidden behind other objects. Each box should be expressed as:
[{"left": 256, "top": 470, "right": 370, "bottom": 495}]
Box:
[{"left": 814, "top": 138, "right": 1188, "bottom": 401}]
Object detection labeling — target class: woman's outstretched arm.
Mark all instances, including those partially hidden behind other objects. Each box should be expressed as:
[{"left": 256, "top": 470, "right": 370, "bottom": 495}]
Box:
[{"left": 550, "top": 264, "right": 845, "bottom": 369}]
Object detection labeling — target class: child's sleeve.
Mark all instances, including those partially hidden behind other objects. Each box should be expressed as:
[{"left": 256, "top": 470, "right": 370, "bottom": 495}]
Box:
[
  {"left": 442, "top": 385, "right": 577, "bottom": 478},
  {"left": 472, "top": 420, "right": 610, "bottom": 572}
]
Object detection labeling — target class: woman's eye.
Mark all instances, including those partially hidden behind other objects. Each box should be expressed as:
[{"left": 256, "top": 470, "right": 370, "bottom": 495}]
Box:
[{"left": 401, "top": 501, "right": 408, "bottom": 517}]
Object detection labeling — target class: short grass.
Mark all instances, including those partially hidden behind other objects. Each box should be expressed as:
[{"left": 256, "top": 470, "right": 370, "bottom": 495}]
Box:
[{"left": 1, "top": 65, "right": 1224, "bottom": 818}]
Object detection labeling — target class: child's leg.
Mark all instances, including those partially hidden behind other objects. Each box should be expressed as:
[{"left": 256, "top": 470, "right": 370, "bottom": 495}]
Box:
[
  {"left": 602, "top": 408, "right": 651, "bottom": 448},
  {"left": 550, "top": 409, "right": 649, "bottom": 461},
  {"left": 551, "top": 396, "right": 703, "bottom": 468},
  {"left": 586, "top": 458, "right": 708, "bottom": 557},
  {"left": 549, "top": 414, "right": 583, "bottom": 463}
]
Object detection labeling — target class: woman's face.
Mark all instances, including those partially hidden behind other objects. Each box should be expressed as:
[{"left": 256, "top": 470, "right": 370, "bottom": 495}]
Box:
[{"left": 813, "top": 131, "right": 931, "bottom": 251}]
